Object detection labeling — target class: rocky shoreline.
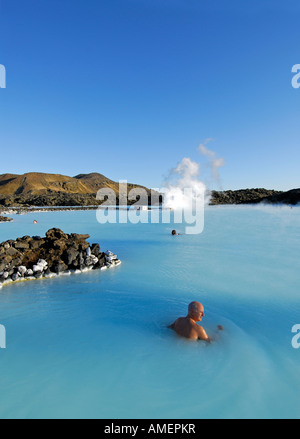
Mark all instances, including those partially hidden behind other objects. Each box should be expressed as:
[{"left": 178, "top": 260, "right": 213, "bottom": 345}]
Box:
[
  {"left": 0, "top": 188, "right": 299, "bottom": 210},
  {"left": 0, "top": 205, "right": 145, "bottom": 215},
  {"left": 0, "top": 172, "right": 298, "bottom": 207},
  {"left": 0, "top": 189, "right": 299, "bottom": 213},
  {"left": 0, "top": 192, "right": 158, "bottom": 208},
  {"left": 210, "top": 188, "right": 300, "bottom": 206},
  {"left": 0, "top": 216, "right": 13, "bottom": 223},
  {"left": 0, "top": 228, "right": 121, "bottom": 289}
]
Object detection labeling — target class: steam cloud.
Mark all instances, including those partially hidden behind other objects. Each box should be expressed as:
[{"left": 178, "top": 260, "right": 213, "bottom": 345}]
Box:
[
  {"left": 162, "top": 139, "right": 225, "bottom": 209},
  {"left": 163, "top": 157, "right": 206, "bottom": 210},
  {"left": 198, "top": 138, "right": 225, "bottom": 184}
]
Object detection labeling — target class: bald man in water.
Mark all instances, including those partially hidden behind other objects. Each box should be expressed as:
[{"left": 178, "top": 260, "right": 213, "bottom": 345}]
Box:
[{"left": 169, "top": 301, "right": 222, "bottom": 342}]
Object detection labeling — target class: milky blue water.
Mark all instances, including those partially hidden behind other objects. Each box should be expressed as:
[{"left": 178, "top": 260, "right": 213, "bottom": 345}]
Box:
[{"left": 0, "top": 205, "right": 299, "bottom": 419}]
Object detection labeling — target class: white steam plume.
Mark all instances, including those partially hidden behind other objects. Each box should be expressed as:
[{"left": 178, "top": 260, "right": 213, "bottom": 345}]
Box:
[
  {"left": 162, "top": 140, "right": 225, "bottom": 210},
  {"left": 162, "top": 157, "right": 206, "bottom": 210},
  {"left": 198, "top": 138, "right": 225, "bottom": 185}
]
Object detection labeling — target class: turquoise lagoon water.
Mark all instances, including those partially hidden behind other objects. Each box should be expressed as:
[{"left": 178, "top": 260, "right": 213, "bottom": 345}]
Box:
[{"left": 0, "top": 205, "right": 299, "bottom": 419}]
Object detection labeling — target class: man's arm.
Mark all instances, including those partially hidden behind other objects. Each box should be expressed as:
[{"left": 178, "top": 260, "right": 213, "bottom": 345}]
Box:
[
  {"left": 197, "top": 326, "right": 211, "bottom": 342},
  {"left": 198, "top": 325, "right": 224, "bottom": 343}
]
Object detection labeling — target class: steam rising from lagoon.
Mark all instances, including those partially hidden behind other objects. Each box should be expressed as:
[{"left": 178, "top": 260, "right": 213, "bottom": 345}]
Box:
[
  {"left": 95, "top": 140, "right": 226, "bottom": 235},
  {"left": 162, "top": 140, "right": 225, "bottom": 211}
]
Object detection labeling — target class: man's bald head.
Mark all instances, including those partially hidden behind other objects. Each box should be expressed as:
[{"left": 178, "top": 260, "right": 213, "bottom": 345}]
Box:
[{"left": 188, "top": 301, "right": 205, "bottom": 322}]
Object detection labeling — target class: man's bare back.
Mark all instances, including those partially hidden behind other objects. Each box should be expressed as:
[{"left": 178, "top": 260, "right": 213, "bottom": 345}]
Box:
[{"left": 170, "top": 316, "right": 210, "bottom": 341}]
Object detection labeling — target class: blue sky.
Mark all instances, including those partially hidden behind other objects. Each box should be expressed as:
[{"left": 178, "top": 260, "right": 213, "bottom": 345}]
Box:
[{"left": 0, "top": 0, "right": 300, "bottom": 191}]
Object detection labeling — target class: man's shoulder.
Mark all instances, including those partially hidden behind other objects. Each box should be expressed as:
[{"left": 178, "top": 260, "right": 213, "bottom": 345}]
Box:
[{"left": 195, "top": 324, "right": 210, "bottom": 341}]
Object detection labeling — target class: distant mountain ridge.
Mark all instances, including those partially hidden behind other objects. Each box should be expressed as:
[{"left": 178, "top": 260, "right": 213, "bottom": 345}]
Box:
[
  {"left": 0, "top": 172, "right": 298, "bottom": 207},
  {"left": 0, "top": 172, "right": 154, "bottom": 207},
  {"left": 0, "top": 172, "right": 148, "bottom": 196}
]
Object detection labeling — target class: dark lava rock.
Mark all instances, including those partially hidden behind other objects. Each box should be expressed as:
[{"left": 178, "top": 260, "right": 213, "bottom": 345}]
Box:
[
  {"left": 63, "top": 247, "right": 79, "bottom": 266},
  {"left": 91, "top": 243, "right": 101, "bottom": 257},
  {"left": 210, "top": 188, "right": 300, "bottom": 206},
  {"left": 0, "top": 228, "right": 114, "bottom": 287},
  {"left": 53, "top": 261, "right": 68, "bottom": 274},
  {"left": 5, "top": 247, "right": 20, "bottom": 257},
  {"left": 14, "top": 241, "right": 30, "bottom": 250},
  {"left": 264, "top": 188, "right": 300, "bottom": 206},
  {"left": 0, "top": 216, "right": 13, "bottom": 222},
  {"left": 46, "top": 228, "right": 69, "bottom": 241},
  {"left": 30, "top": 239, "right": 43, "bottom": 250},
  {"left": 12, "top": 273, "right": 20, "bottom": 281}
]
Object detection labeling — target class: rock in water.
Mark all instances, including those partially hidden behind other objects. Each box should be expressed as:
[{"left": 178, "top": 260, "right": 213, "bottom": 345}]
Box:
[
  {"left": 0, "top": 216, "right": 13, "bottom": 223},
  {"left": 0, "top": 228, "right": 120, "bottom": 288}
]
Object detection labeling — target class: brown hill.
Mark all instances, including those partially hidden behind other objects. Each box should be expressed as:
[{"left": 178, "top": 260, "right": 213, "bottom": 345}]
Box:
[
  {"left": 0, "top": 172, "right": 149, "bottom": 197},
  {"left": 0, "top": 172, "right": 158, "bottom": 207}
]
